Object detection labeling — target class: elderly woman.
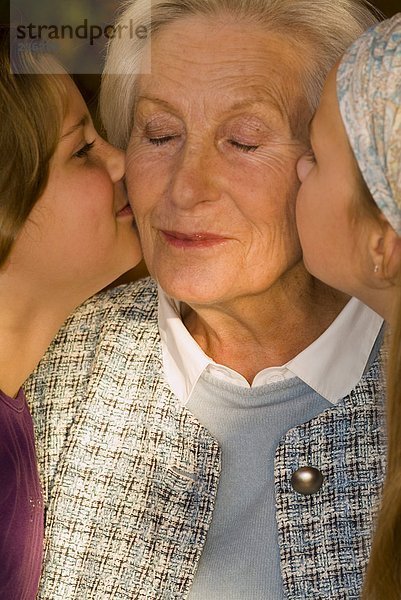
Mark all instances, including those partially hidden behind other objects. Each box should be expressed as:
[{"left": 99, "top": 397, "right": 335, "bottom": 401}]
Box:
[{"left": 27, "top": 1, "right": 385, "bottom": 599}]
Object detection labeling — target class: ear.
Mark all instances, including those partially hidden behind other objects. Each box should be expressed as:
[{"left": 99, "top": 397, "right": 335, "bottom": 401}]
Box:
[{"left": 369, "top": 213, "right": 401, "bottom": 284}]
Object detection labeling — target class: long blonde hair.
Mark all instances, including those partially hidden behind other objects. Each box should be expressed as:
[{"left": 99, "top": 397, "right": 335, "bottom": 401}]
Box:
[
  {"left": 0, "top": 29, "right": 65, "bottom": 267},
  {"left": 346, "top": 140, "right": 401, "bottom": 600},
  {"left": 363, "top": 289, "right": 401, "bottom": 598}
]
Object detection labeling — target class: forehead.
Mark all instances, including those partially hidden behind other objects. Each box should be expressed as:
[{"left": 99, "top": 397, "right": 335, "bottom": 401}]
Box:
[
  {"left": 136, "top": 15, "right": 305, "bottom": 119},
  {"left": 311, "top": 63, "right": 362, "bottom": 184},
  {"left": 59, "top": 76, "right": 85, "bottom": 121}
]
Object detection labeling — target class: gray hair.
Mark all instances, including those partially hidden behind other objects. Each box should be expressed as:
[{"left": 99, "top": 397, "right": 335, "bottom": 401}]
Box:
[{"left": 101, "top": 0, "right": 380, "bottom": 148}]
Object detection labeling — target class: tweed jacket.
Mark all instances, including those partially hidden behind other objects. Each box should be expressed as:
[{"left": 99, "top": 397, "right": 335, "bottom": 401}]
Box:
[{"left": 25, "top": 277, "right": 386, "bottom": 600}]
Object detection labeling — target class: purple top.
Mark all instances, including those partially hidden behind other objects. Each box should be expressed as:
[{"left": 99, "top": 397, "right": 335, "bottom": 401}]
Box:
[{"left": 0, "top": 388, "right": 44, "bottom": 599}]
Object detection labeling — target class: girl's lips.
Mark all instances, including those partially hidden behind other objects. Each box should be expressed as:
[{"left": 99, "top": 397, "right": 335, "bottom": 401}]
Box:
[
  {"left": 160, "top": 230, "right": 228, "bottom": 248},
  {"left": 116, "top": 203, "right": 134, "bottom": 218}
]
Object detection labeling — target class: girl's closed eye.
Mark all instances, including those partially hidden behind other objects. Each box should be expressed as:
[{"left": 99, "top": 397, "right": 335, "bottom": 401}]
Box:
[{"left": 74, "top": 140, "right": 95, "bottom": 159}]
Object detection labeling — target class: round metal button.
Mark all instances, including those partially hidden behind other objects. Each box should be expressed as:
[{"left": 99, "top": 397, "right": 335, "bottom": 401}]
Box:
[{"left": 291, "top": 466, "right": 324, "bottom": 495}]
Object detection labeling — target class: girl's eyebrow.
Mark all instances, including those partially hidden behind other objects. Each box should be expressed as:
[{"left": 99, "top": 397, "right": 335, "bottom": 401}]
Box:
[{"left": 61, "top": 115, "right": 90, "bottom": 140}]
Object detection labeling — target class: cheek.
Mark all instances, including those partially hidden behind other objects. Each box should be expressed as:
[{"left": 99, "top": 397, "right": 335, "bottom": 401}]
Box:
[
  {"left": 70, "top": 169, "right": 115, "bottom": 215},
  {"left": 264, "top": 173, "right": 300, "bottom": 233},
  {"left": 125, "top": 148, "right": 162, "bottom": 219},
  {"left": 55, "top": 176, "right": 116, "bottom": 245},
  {"left": 89, "top": 169, "right": 115, "bottom": 205},
  {"left": 295, "top": 183, "right": 323, "bottom": 260},
  {"left": 296, "top": 181, "right": 343, "bottom": 279},
  {"left": 296, "top": 174, "right": 320, "bottom": 220},
  {"left": 235, "top": 149, "right": 300, "bottom": 210}
]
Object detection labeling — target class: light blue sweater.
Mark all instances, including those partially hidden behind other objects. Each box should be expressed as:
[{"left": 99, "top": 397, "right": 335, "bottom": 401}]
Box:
[{"left": 187, "top": 371, "right": 331, "bottom": 599}]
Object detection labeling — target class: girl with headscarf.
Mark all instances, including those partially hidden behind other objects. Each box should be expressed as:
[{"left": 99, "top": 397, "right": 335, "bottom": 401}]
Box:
[{"left": 296, "top": 14, "right": 401, "bottom": 599}]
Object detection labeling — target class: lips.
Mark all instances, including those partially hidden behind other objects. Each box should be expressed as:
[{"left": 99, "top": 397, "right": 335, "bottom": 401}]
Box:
[
  {"left": 160, "top": 230, "right": 228, "bottom": 248},
  {"left": 115, "top": 178, "right": 133, "bottom": 217},
  {"left": 116, "top": 203, "right": 133, "bottom": 217}
]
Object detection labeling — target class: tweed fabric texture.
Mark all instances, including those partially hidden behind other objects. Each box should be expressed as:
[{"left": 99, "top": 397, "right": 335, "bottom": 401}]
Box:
[
  {"left": 276, "top": 355, "right": 386, "bottom": 599},
  {"left": 25, "top": 278, "right": 386, "bottom": 599},
  {"left": 26, "top": 278, "right": 221, "bottom": 599},
  {"left": 337, "top": 14, "right": 401, "bottom": 234}
]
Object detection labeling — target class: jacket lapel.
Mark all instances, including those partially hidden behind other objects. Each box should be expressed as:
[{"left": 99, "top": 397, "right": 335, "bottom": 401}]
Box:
[{"left": 36, "top": 297, "right": 220, "bottom": 598}]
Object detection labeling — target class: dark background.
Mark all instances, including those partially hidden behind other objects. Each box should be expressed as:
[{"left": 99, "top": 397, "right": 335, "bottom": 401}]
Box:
[
  {"left": 2, "top": 0, "right": 399, "bottom": 118},
  {"left": 1, "top": 0, "right": 399, "bottom": 112},
  {"left": 1, "top": 0, "right": 400, "bottom": 283},
  {"left": 377, "top": 0, "right": 400, "bottom": 14}
]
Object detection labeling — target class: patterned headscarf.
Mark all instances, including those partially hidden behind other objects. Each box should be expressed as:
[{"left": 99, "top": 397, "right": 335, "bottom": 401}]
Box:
[{"left": 337, "top": 14, "right": 401, "bottom": 235}]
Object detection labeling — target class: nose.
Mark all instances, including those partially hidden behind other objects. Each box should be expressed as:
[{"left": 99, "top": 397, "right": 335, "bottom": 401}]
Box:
[
  {"left": 169, "top": 145, "right": 221, "bottom": 210},
  {"left": 296, "top": 152, "right": 314, "bottom": 183},
  {"left": 101, "top": 139, "right": 126, "bottom": 183}
]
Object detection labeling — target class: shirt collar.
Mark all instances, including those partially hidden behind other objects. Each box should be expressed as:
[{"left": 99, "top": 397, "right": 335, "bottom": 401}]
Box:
[{"left": 158, "top": 287, "right": 383, "bottom": 405}]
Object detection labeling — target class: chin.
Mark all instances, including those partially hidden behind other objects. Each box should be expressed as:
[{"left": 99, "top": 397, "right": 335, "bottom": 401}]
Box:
[{"left": 155, "top": 270, "right": 228, "bottom": 306}]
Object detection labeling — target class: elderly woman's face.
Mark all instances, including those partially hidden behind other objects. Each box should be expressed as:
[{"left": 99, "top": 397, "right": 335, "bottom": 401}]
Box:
[{"left": 127, "top": 16, "right": 307, "bottom": 305}]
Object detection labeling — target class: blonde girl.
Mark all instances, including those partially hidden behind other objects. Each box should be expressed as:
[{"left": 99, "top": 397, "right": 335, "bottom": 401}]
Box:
[{"left": 0, "top": 30, "right": 141, "bottom": 598}]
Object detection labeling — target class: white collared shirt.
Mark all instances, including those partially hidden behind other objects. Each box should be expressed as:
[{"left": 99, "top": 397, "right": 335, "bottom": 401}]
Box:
[{"left": 158, "top": 287, "right": 383, "bottom": 406}]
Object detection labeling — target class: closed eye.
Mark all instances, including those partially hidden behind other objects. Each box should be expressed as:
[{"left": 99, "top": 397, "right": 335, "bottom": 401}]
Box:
[
  {"left": 148, "top": 135, "right": 177, "bottom": 146},
  {"left": 74, "top": 140, "right": 95, "bottom": 159},
  {"left": 229, "top": 140, "right": 259, "bottom": 152}
]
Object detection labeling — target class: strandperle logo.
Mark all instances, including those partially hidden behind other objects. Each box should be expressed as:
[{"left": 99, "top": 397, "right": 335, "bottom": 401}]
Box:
[
  {"left": 16, "top": 19, "right": 149, "bottom": 47},
  {"left": 10, "top": 0, "right": 152, "bottom": 74}
]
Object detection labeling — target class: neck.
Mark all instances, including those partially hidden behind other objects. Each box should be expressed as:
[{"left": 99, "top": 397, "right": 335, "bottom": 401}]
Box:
[
  {"left": 0, "top": 283, "right": 83, "bottom": 398},
  {"left": 358, "top": 286, "right": 397, "bottom": 325},
  {"left": 182, "top": 262, "right": 349, "bottom": 383}
]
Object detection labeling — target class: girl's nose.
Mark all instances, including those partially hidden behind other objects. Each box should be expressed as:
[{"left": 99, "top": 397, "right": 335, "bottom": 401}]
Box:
[
  {"left": 103, "top": 140, "right": 126, "bottom": 183},
  {"left": 296, "top": 152, "right": 315, "bottom": 183}
]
